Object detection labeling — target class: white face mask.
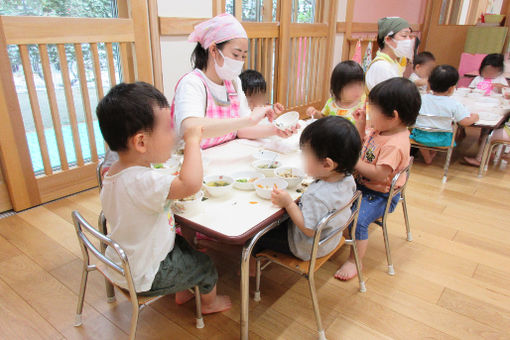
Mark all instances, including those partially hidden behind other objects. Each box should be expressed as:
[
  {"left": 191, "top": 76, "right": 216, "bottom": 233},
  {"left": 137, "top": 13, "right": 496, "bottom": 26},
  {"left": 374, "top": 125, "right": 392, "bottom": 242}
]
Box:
[
  {"left": 389, "top": 38, "right": 415, "bottom": 60},
  {"left": 214, "top": 49, "right": 244, "bottom": 80}
]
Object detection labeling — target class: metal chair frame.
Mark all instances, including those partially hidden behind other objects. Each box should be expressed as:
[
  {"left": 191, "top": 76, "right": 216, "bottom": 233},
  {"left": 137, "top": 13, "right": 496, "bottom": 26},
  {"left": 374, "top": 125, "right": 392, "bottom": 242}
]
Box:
[{"left": 254, "top": 191, "right": 365, "bottom": 340}]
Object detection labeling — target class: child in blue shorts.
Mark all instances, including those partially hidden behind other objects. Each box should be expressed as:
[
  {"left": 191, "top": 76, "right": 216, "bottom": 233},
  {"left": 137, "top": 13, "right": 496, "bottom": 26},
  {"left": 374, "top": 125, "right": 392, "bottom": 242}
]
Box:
[{"left": 410, "top": 65, "right": 479, "bottom": 164}]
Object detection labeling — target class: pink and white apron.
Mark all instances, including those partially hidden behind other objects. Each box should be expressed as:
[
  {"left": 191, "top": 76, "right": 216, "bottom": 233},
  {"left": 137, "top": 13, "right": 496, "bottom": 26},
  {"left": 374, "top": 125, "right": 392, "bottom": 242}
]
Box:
[{"left": 170, "top": 69, "right": 241, "bottom": 149}]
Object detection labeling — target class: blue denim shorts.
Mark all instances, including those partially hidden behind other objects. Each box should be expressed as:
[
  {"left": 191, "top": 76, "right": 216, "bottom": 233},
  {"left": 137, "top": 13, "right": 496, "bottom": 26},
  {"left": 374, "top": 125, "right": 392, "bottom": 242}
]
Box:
[{"left": 353, "top": 184, "right": 400, "bottom": 240}]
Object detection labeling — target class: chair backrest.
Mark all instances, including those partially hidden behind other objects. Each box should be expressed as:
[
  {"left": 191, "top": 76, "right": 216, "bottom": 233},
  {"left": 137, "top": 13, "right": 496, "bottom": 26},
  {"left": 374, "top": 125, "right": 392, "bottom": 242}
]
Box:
[
  {"left": 383, "top": 156, "right": 414, "bottom": 216},
  {"left": 97, "top": 160, "right": 104, "bottom": 190},
  {"left": 308, "top": 190, "right": 362, "bottom": 273},
  {"left": 72, "top": 210, "right": 137, "bottom": 296},
  {"left": 458, "top": 52, "right": 487, "bottom": 88},
  {"left": 414, "top": 113, "right": 457, "bottom": 134}
]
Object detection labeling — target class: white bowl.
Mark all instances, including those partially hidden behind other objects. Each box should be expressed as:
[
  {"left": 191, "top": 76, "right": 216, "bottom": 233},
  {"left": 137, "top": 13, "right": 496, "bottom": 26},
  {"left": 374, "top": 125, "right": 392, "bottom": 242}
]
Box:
[
  {"left": 274, "top": 111, "right": 299, "bottom": 130},
  {"left": 274, "top": 166, "right": 305, "bottom": 188},
  {"left": 252, "top": 159, "right": 282, "bottom": 177},
  {"left": 251, "top": 149, "right": 280, "bottom": 161},
  {"left": 171, "top": 191, "right": 203, "bottom": 215},
  {"left": 232, "top": 171, "right": 265, "bottom": 190},
  {"left": 151, "top": 158, "right": 180, "bottom": 174},
  {"left": 253, "top": 178, "right": 288, "bottom": 200},
  {"left": 203, "top": 175, "right": 234, "bottom": 197}
]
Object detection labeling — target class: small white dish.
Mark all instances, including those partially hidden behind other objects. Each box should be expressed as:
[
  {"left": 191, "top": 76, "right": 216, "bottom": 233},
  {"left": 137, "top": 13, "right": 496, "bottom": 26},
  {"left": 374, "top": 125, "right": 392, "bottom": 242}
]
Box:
[
  {"left": 274, "top": 111, "right": 299, "bottom": 131},
  {"left": 231, "top": 171, "right": 265, "bottom": 190},
  {"left": 203, "top": 175, "right": 234, "bottom": 197},
  {"left": 253, "top": 178, "right": 288, "bottom": 200},
  {"left": 151, "top": 158, "right": 180, "bottom": 174},
  {"left": 252, "top": 149, "right": 280, "bottom": 161},
  {"left": 274, "top": 166, "right": 305, "bottom": 188},
  {"left": 171, "top": 191, "right": 204, "bottom": 215},
  {"left": 252, "top": 159, "right": 282, "bottom": 177}
]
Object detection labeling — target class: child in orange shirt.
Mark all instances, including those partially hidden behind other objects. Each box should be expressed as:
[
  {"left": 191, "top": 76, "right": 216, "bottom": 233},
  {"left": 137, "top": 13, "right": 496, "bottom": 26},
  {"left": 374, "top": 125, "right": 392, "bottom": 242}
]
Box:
[{"left": 335, "top": 77, "right": 421, "bottom": 281}]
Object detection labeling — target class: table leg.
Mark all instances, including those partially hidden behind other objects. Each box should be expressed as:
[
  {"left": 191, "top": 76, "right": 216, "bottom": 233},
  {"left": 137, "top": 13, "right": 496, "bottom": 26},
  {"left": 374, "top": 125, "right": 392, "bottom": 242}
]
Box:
[
  {"left": 240, "top": 220, "right": 282, "bottom": 340},
  {"left": 478, "top": 132, "right": 492, "bottom": 177}
]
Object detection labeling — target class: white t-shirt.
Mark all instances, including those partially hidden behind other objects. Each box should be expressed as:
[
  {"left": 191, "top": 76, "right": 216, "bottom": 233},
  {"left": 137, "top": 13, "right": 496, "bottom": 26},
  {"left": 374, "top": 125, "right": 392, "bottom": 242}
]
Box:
[
  {"left": 173, "top": 69, "right": 251, "bottom": 137},
  {"left": 366, "top": 59, "right": 402, "bottom": 91},
  {"left": 417, "top": 94, "right": 470, "bottom": 131},
  {"left": 469, "top": 75, "right": 509, "bottom": 88},
  {"left": 409, "top": 72, "right": 427, "bottom": 92},
  {"left": 101, "top": 166, "right": 176, "bottom": 292}
]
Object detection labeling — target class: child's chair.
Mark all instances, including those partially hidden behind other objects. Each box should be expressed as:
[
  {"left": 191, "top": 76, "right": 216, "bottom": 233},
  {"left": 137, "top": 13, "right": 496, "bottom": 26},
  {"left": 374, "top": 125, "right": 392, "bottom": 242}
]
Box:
[
  {"left": 71, "top": 211, "right": 205, "bottom": 340},
  {"left": 478, "top": 133, "right": 510, "bottom": 176},
  {"left": 410, "top": 114, "right": 458, "bottom": 183},
  {"left": 457, "top": 52, "right": 487, "bottom": 88},
  {"left": 96, "top": 160, "right": 116, "bottom": 302},
  {"left": 373, "top": 156, "right": 414, "bottom": 276},
  {"left": 253, "top": 191, "right": 365, "bottom": 340}
]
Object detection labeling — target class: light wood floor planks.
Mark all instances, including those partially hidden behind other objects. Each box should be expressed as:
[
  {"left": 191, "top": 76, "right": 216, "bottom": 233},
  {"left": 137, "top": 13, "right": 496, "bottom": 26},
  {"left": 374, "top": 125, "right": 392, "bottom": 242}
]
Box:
[{"left": 0, "top": 133, "right": 509, "bottom": 339}]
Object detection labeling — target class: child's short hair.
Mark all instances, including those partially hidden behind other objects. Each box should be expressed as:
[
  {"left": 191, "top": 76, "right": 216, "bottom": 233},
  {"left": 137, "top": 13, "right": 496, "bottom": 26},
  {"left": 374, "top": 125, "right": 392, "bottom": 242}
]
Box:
[
  {"left": 239, "top": 69, "right": 267, "bottom": 96},
  {"left": 330, "top": 61, "right": 365, "bottom": 101},
  {"left": 413, "top": 51, "right": 435, "bottom": 69},
  {"left": 428, "top": 65, "right": 459, "bottom": 93},
  {"left": 299, "top": 116, "right": 361, "bottom": 175},
  {"left": 368, "top": 77, "right": 421, "bottom": 126},
  {"left": 97, "top": 82, "right": 169, "bottom": 152},
  {"left": 479, "top": 53, "right": 504, "bottom": 75}
]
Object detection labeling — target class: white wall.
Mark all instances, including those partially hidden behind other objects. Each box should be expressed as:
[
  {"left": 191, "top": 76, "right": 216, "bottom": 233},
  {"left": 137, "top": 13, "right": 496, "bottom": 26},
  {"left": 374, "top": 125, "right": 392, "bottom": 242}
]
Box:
[{"left": 157, "top": 0, "right": 213, "bottom": 98}]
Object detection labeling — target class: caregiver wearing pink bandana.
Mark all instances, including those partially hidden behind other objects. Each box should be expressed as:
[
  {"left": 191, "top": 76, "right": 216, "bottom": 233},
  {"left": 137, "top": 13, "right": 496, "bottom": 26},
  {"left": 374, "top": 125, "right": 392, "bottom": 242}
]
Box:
[{"left": 172, "top": 13, "right": 297, "bottom": 149}]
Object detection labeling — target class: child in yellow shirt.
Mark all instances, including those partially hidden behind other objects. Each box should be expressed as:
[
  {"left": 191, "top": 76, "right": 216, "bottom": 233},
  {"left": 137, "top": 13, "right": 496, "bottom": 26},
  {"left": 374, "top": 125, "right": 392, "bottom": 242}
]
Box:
[{"left": 307, "top": 60, "right": 365, "bottom": 124}]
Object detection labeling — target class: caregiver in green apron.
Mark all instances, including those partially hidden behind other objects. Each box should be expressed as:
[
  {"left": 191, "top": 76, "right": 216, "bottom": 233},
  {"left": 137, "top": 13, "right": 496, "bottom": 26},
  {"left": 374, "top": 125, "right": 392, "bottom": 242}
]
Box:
[{"left": 366, "top": 17, "right": 414, "bottom": 91}]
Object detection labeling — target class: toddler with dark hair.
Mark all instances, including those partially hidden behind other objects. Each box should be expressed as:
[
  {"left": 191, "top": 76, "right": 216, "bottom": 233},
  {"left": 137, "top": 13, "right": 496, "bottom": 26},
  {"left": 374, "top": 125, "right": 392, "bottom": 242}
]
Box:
[
  {"left": 253, "top": 116, "right": 361, "bottom": 261},
  {"left": 97, "top": 82, "right": 231, "bottom": 314}
]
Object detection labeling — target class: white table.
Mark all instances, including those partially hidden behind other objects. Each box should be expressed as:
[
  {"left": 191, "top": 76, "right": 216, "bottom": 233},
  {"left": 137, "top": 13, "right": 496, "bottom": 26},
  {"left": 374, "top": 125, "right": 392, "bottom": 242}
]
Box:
[
  {"left": 452, "top": 91, "right": 510, "bottom": 176},
  {"left": 174, "top": 136, "right": 305, "bottom": 340}
]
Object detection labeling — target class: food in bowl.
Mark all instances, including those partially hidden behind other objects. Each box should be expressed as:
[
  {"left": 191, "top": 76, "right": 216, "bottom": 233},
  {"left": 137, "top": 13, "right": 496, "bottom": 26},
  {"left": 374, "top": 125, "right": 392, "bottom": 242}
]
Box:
[
  {"left": 258, "top": 163, "right": 279, "bottom": 169},
  {"left": 203, "top": 175, "right": 234, "bottom": 197},
  {"left": 151, "top": 158, "right": 180, "bottom": 174},
  {"left": 206, "top": 180, "right": 230, "bottom": 187},
  {"left": 232, "top": 171, "right": 265, "bottom": 190},
  {"left": 275, "top": 166, "right": 305, "bottom": 188},
  {"left": 171, "top": 191, "right": 204, "bottom": 215},
  {"left": 252, "top": 160, "right": 282, "bottom": 177},
  {"left": 253, "top": 178, "right": 288, "bottom": 200}
]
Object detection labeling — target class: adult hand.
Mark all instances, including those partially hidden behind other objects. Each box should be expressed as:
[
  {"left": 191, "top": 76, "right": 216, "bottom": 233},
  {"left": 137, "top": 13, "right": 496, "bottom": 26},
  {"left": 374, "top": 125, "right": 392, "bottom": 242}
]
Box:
[
  {"left": 250, "top": 105, "right": 276, "bottom": 125},
  {"left": 274, "top": 123, "right": 300, "bottom": 138}
]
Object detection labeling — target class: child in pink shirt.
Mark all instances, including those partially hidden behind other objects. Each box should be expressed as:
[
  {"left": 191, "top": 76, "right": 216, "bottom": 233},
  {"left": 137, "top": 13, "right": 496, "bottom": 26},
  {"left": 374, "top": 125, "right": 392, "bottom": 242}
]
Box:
[{"left": 335, "top": 77, "right": 421, "bottom": 281}]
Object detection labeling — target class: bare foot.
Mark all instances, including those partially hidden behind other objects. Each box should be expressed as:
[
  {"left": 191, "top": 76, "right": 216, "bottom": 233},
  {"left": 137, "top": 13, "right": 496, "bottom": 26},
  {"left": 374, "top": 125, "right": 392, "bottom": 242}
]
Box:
[
  {"left": 334, "top": 259, "right": 361, "bottom": 281},
  {"left": 202, "top": 295, "right": 232, "bottom": 315},
  {"left": 175, "top": 290, "right": 194, "bottom": 305},
  {"left": 463, "top": 156, "right": 481, "bottom": 167}
]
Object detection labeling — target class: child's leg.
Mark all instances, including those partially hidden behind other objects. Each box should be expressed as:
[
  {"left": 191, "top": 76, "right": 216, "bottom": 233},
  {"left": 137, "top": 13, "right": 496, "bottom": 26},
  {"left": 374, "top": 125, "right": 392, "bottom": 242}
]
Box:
[
  {"left": 419, "top": 149, "right": 436, "bottom": 164},
  {"left": 335, "top": 239, "right": 367, "bottom": 281},
  {"left": 140, "top": 235, "right": 231, "bottom": 314},
  {"left": 335, "top": 188, "right": 391, "bottom": 281},
  {"left": 464, "top": 128, "right": 508, "bottom": 166},
  {"left": 199, "top": 285, "right": 232, "bottom": 314}
]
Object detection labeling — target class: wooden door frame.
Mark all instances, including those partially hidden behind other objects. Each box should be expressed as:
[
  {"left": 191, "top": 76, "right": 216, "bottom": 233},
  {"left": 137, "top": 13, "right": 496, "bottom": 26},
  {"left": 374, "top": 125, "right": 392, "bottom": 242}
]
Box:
[
  {"left": 0, "top": 17, "right": 41, "bottom": 211},
  {"left": 0, "top": 0, "right": 155, "bottom": 211}
]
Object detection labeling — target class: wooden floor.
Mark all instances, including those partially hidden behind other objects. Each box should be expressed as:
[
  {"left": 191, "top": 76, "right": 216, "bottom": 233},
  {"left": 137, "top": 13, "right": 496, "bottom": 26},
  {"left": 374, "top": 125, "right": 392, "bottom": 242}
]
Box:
[{"left": 1, "top": 134, "right": 509, "bottom": 339}]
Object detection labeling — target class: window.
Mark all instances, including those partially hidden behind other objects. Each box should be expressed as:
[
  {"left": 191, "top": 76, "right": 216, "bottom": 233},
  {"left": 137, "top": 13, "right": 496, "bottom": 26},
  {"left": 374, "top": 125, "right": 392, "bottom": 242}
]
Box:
[{"left": 1, "top": 0, "right": 120, "bottom": 174}]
